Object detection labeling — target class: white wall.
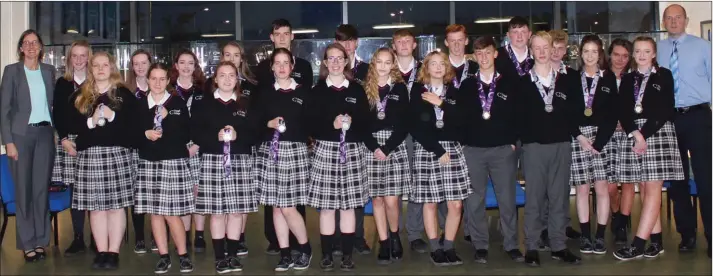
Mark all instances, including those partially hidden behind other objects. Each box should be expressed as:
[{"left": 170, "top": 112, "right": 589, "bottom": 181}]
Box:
[
  {"left": 0, "top": 1, "right": 30, "bottom": 153},
  {"left": 658, "top": 1, "right": 712, "bottom": 38}
]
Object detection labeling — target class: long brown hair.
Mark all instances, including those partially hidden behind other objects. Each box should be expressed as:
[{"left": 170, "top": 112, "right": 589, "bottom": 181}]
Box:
[
  {"left": 578, "top": 34, "right": 608, "bottom": 70},
  {"left": 220, "top": 41, "right": 257, "bottom": 84},
  {"left": 74, "top": 52, "right": 124, "bottom": 115},
  {"left": 365, "top": 48, "right": 404, "bottom": 109},
  {"left": 319, "top": 43, "right": 354, "bottom": 80},
  {"left": 125, "top": 49, "right": 153, "bottom": 92},
  {"left": 63, "top": 40, "right": 92, "bottom": 81},
  {"left": 416, "top": 51, "right": 455, "bottom": 85},
  {"left": 169, "top": 49, "right": 206, "bottom": 89},
  {"left": 631, "top": 36, "right": 659, "bottom": 70}
]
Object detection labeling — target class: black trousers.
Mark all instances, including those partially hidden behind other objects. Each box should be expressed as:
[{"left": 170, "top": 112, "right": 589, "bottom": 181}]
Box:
[
  {"left": 264, "top": 205, "right": 307, "bottom": 249},
  {"left": 671, "top": 106, "right": 711, "bottom": 244}
]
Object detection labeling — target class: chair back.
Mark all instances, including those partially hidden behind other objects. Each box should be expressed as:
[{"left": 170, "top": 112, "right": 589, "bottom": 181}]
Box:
[{"left": 0, "top": 155, "right": 15, "bottom": 205}]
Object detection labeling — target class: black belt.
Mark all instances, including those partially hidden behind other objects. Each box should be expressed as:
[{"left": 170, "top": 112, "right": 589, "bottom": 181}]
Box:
[
  {"left": 28, "top": 121, "right": 51, "bottom": 127},
  {"left": 675, "top": 103, "right": 710, "bottom": 114}
]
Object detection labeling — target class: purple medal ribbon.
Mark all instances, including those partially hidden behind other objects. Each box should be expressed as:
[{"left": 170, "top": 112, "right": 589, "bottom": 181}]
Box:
[
  {"left": 222, "top": 129, "right": 232, "bottom": 178},
  {"left": 176, "top": 84, "right": 191, "bottom": 101},
  {"left": 339, "top": 116, "right": 350, "bottom": 164},
  {"left": 477, "top": 72, "right": 497, "bottom": 113},
  {"left": 135, "top": 87, "right": 145, "bottom": 99},
  {"left": 507, "top": 44, "right": 533, "bottom": 76},
  {"left": 269, "top": 130, "right": 280, "bottom": 162},
  {"left": 153, "top": 105, "right": 163, "bottom": 132},
  {"left": 633, "top": 72, "right": 649, "bottom": 104},
  {"left": 376, "top": 84, "right": 394, "bottom": 119},
  {"left": 580, "top": 70, "right": 601, "bottom": 110},
  {"left": 452, "top": 60, "right": 469, "bottom": 89}
]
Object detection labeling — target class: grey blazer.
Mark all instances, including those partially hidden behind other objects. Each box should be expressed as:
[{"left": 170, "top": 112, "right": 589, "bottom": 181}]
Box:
[{"left": 0, "top": 62, "right": 56, "bottom": 145}]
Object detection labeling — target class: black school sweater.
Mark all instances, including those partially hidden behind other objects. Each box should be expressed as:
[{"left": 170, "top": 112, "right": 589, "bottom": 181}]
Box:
[
  {"left": 352, "top": 60, "right": 370, "bottom": 85},
  {"left": 457, "top": 72, "right": 518, "bottom": 148},
  {"left": 618, "top": 67, "right": 675, "bottom": 139},
  {"left": 495, "top": 46, "right": 534, "bottom": 80},
  {"left": 308, "top": 79, "right": 371, "bottom": 143},
  {"left": 409, "top": 82, "right": 462, "bottom": 157},
  {"left": 574, "top": 69, "right": 619, "bottom": 151},
  {"left": 363, "top": 82, "right": 410, "bottom": 155},
  {"left": 451, "top": 59, "right": 479, "bottom": 88},
  {"left": 516, "top": 69, "right": 583, "bottom": 145},
  {"left": 256, "top": 57, "right": 314, "bottom": 90},
  {"left": 137, "top": 94, "right": 190, "bottom": 161},
  {"left": 251, "top": 83, "right": 311, "bottom": 143},
  {"left": 400, "top": 60, "right": 422, "bottom": 94},
  {"left": 73, "top": 86, "right": 141, "bottom": 151},
  {"left": 53, "top": 78, "right": 84, "bottom": 139},
  {"left": 189, "top": 91, "right": 256, "bottom": 155}
]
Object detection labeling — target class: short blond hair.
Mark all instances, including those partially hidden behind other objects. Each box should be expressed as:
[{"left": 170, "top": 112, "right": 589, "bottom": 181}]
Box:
[
  {"left": 549, "top": 30, "right": 568, "bottom": 45},
  {"left": 529, "top": 31, "right": 553, "bottom": 48}
]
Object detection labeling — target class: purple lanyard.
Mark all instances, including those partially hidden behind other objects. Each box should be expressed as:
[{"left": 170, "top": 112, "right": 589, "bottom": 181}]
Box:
[
  {"left": 135, "top": 87, "right": 145, "bottom": 99},
  {"left": 222, "top": 129, "right": 232, "bottom": 178},
  {"left": 153, "top": 105, "right": 163, "bottom": 131},
  {"left": 452, "top": 60, "right": 469, "bottom": 89},
  {"left": 580, "top": 71, "right": 600, "bottom": 109},
  {"left": 477, "top": 72, "right": 497, "bottom": 112},
  {"left": 428, "top": 84, "right": 447, "bottom": 121},
  {"left": 633, "top": 73, "right": 650, "bottom": 104},
  {"left": 339, "top": 116, "right": 350, "bottom": 164},
  {"left": 507, "top": 44, "right": 533, "bottom": 76},
  {"left": 376, "top": 84, "right": 394, "bottom": 116},
  {"left": 176, "top": 84, "right": 192, "bottom": 101},
  {"left": 269, "top": 119, "right": 285, "bottom": 162}
]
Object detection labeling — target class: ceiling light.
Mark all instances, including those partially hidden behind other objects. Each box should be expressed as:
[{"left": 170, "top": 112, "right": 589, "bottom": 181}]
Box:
[
  {"left": 373, "top": 23, "right": 415, "bottom": 30},
  {"left": 390, "top": 13, "right": 395, "bottom": 17},
  {"left": 475, "top": 17, "right": 513, "bottom": 24},
  {"left": 88, "top": 29, "right": 94, "bottom": 34},
  {"left": 225, "top": 20, "right": 230, "bottom": 24},
  {"left": 201, "top": 33, "right": 234, "bottom": 38},
  {"left": 154, "top": 36, "right": 164, "bottom": 40},
  {"left": 292, "top": 29, "right": 319, "bottom": 34},
  {"left": 594, "top": 21, "right": 598, "bottom": 25},
  {"left": 66, "top": 29, "right": 79, "bottom": 34},
  {"left": 204, "top": 7, "right": 209, "bottom": 11}
]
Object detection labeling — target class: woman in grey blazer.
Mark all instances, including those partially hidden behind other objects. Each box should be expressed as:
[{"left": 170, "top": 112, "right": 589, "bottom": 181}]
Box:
[{"left": 0, "top": 29, "right": 56, "bottom": 262}]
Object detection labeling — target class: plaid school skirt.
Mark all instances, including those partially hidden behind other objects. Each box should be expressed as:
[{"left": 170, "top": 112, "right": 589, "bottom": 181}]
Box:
[
  {"left": 195, "top": 153, "right": 258, "bottom": 214},
  {"left": 254, "top": 141, "right": 310, "bottom": 208},
  {"left": 364, "top": 130, "right": 411, "bottom": 197},
  {"left": 51, "top": 134, "right": 78, "bottom": 185},
  {"left": 570, "top": 126, "right": 614, "bottom": 186},
  {"left": 607, "top": 129, "right": 627, "bottom": 183},
  {"left": 187, "top": 141, "right": 201, "bottom": 186},
  {"left": 72, "top": 146, "right": 134, "bottom": 211},
  {"left": 131, "top": 149, "right": 140, "bottom": 181},
  {"left": 307, "top": 140, "right": 369, "bottom": 210},
  {"left": 410, "top": 141, "right": 472, "bottom": 204},
  {"left": 615, "top": 119, "right": 685, "bottom": 183},
  {"left": 134, "top": 158, "right": 195, "bottom": 216}
]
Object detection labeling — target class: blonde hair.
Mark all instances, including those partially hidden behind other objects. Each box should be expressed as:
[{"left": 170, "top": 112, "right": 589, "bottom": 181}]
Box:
[
  {"left": 416, "top": 51, "right": 455, "bottom": 85},
  {"left": 364, "top": 48, "right": 404, "bottom": 109},
  {"left": 528, "top": 31, "right": 553, "bottom": 49},
  {"left": 74, "top": 52, "right": 124, "bottom": 115},
  {"left": 549, "top": 30, "right": 569, "bottom": 45},
  {"left": 63, "top": 40, "right": 92, "bottom": 81}
]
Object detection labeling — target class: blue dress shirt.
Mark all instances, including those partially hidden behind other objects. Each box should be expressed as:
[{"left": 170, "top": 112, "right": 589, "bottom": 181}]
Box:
[{"left": 658, "top": 33, "right": 712, "bottom": 108}]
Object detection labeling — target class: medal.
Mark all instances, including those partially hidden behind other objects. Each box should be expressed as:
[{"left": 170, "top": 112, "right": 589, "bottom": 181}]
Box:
[
  {"left": 436, "top": 120, "right": 444, "bottom": 128},
  {"left": 634, "top": 104, "right": 643, "bottom": 114},
  {"left": 476, "top": 71, "right": 498, "bottom": 121},
  {"left": 428, "top": 84, "right": 447, "bottom": 129},
  {"left": 377, "top": 111, "right": 386, "bottom": 120},
  {"left": 545, "top": 104, "right": 554, "bottom": 113},
  {"left": 584, "top": 108, "right": 593, "bottom": 117},
  {"left": 277, "top": 118, "right": 286, "bottom": 133},
  {"left": 482, "top": 111, "right": 491, "bottom": 120},
  {"left": 533, "top": 68, "right": 557, "bottom": 114},
  {"left": 96, "top": 104, "right": 106, "bottom": 126},
  {"left": 223, "top": 129, "right": 233, "bottom": 141},
  {"left": 153, "top": 105, "right": 163, "bottom": 133},
  {"left": 633, "top": 71, "right": 650, "bottom": 116},
  {"left": 341, "top": 115, "right": 351, "bottom": 131},
  {"left": 376, "top": 83, "right": 393, "bottom": 121}
]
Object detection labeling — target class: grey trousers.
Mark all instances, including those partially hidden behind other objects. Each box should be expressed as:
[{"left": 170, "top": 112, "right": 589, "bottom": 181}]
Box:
[
  {"left": 541, "top": 193, "right": 573, "bottom": 232},
  {"left": 463, "top": 145, "right": 519, "bottom": 251},
  {"left": 8, "top": 125, "right": 55, "bottom": 250},
  {"left": 522, "top": 142, "right": 572, "bottom": 252}
]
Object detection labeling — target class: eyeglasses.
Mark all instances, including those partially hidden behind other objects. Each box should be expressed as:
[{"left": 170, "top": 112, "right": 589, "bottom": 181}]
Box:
[
  {"left": 22, "top": 40, "right": 40, "bottom": 48},
  {"left": 326, "top": 56, "right": 346, "bottom": 64}
]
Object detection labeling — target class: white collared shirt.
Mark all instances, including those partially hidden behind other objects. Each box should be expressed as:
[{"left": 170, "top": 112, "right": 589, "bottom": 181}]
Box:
[
  {"left": 449, "top": 55, "right": 466, "bottom": 68},
  {"left": 326, "top": 76, "right": 350, "bottom": 88},
  {"left": 512, "top": 47, "right": 531, "bottom": 63},
  {"left": 531, "top": 68, "right": 557, "bottom": 87},
  {"left": 273, "top": 78, "right": 298, "bottom": 90},
  {"left": 214, "top": 89, "right": 238, "bottom": 101},
  {"left": 147, "top": 91, "right": 170, "bottom": 109},
  {"left": 583, "top": 69, "right": 605, "bottom": 78},
  {"left": 74, "top": 75, "right": 86, "bottom": 85},
  {"left": 430, "top": 84, "right": 445, "bottom": 96},
  {"left": 351, "top": 55, "right": 362, "bottom": 69},
  {"left": 398, "top": 57, "right": 416, "bottom": 74},
  {"left": 479, "top": 71, "right": 499, "bottom": 84},
  {"left": 137, "top": 80, "right": 148, "bottom": 91}
]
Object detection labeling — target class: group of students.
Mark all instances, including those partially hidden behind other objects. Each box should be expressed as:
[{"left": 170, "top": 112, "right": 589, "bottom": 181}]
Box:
[{"left": 25, "top": 16, "right": 686, "bottom": 273}]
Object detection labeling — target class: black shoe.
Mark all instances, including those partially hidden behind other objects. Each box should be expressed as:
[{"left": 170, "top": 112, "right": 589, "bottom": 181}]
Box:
[
  {"left": 274, "top": 256, "right": 294, "bottom": 272},
  {"left": 613, "top": 246, "right": 644, "bottom": 261},
  {"left": 194, "top": 236, "right": 206, "bottom": 253},
  {"left": 678, "top": 237, "right": 696, "bottom": 252},
  {"left": 227, "top": 256, "right": 243, "bottom": 272},
  {"left": 237, "top": 240, "right": 249, "bottom": 256},
  {"left": 430, "top": 249, "right": 449, "bottom": 266},
  {"left": 614, "top": 227, "right": 628, "bottom": 245},
  {"left": 23, "top": 250, "right": 39, "bottom": 263},
  {"left": 579, "top": 237, "right": 594, "bottom": 254},
  {"left": 134, "top": 240, "right": 147, "bottom": 254},
  {"left": 410, "top": 239, "right": 428, "bottom": 254},
  {"left": 215, "top": 259, "right": 231, "bottom": 274},
  {"left": 439, "top": 234, "right": 445, "bottom": 246},
  {"left": 64, "top": 235, "right": 87, "bottom": 256},
  {"left": 551, "top": 249, "right": 581, "bottom": 264},
  {"left": 445, "top": 249, "right": 463, "bottom": 266},
  {"left": 464, "top": 235, "right": 472, "bottom": 242},
  {"left": 354, "top": 238, "right": 371, "bottom": 255},
  {"left": 33, "top": 247, "right": 46, "bottom": 260},
  {"left": 340, "top": 255, "right": 355, "bottom": 271},
  {"left": 390, "top": 234, "right": 403, "bottom": 260},
  {"left": 377, "top": 242, "right": 392, "bottom": 265},
  {"left": 644, "top": 243, "right": 664, "bottom": 258},
  {"left": 151, "top": 240, "right": 158, "bottom": 252},
  {"left": 91, "top": 252, "right": 106, "bottom": 269},
  {"left": 265, "top": 243, "right": 280, "bottom": 255},
  {"left": 179, "top": 255, "right": 194, "bottom": 273},
  {"left": 320, "top": 254, "right": 335, "bottom": 271},
  {"left": 101, "top": 252, "right": 119, "bottom": 270},
  {"left": 473, "top": 249, "right": 488, "bottom": 264},
  {"left": 566, "top": 227, "right": 582, "bottom": 239},
  {"left": 154, "top": 257, "right": 171, "bottom": 274},
  {"left": 507, "top": 249, "right": 525, "bottom": 262},
  {"left": 538, "top": 230, "right": 551, "bottom": 252},
  {"left": 593, "top": 238, "right": 607, "bottom": 255},
  {"left": 524, "top": 250, "right": 540, "bottom": 267},
  {"left": 293, "top": 252, "right": 312, "bottom": 270}
]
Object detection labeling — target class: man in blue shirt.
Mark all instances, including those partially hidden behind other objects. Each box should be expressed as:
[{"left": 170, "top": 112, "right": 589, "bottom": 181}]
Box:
[{"left": 658, "top": 4, "right": 712, "bottom": 258}]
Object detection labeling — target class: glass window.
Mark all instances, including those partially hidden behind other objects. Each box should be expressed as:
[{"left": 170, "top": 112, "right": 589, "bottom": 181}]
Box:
[
  {"left": 63, "top": 2, "right": 81, "bottom": 34},
  {"left": 574, "top": 2, "right": 655, "bottom": 33},
  {"left": 529, "top": 2, "right": 554, "bottom": 32},
  {"left": 120, "top": 2, "right": 130, "bottom": 42},
  {"left": 348, "top": 2, "right": 449, "bottom": 38},
  {"left": 103, "top": 3, "right": 119, "bottom": 41},
  {"left": 241, "top": 1, "right": 342, "bottom": 40},
  {"left": 86, "top": 2, "right": 100, "bottom": 37},
  {"left": 455, "top": 1, "right": 501, "bottom": 36},
  {"left": 147, "top": 1, "right": 236, "bottom": 42}
]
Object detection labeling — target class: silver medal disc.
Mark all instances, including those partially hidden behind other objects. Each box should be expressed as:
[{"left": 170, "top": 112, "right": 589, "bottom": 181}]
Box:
[
  {"left": 154, "top": 126, "right": 163, "bottom": 133},
  {"left": 482, "top": 111, "right": 491, "bottom": 120},
  {"left": 436, "top": 120, "right": 444, "bottom": 129},
  {"left": 342, "top": 122, "right": 350, "bottom": 131},
  {"left": 97, "top": 118, "right": 106, "bottom": 127},
  {"left": 545, "top": 104, "right": 554, "bottom": 113},
  {"left": 277, "top": 124, "right": 286, "bottom": 133},
  {"left": 377, "top": 111, "right": 386, "bottom": 120},
  {"left": 634, "top": 104, "right": 643, "bottom": 114}
]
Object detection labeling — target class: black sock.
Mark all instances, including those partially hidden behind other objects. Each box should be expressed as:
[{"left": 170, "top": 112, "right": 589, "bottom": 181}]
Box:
[
  {"left": 133, "top": 213, "right": 146, "bottom": 242},
  {"left": 280, "top": 247, "right": 291, "bottom": 258},
  {"left": 160, "top": 253, "right": 170, "bottom": 260},
  {"left": 390, "top": 230, "right": 399, "bottom": 239},
  {"left": 212, "top": 239, "right": 226, "bottom": 260},
  {"left": 651, "top": 233, "right": 663, "bottom": 245},
  {"left": 186, "top": 231, "right": 192, "bottom": 241},
  {"left": 196, "top": 231, "right": 204, "bottom": 239},
  {"left": 341, "top": 232, "right": 355, "bottom": 257},
  {"left": 580, "top": 222, "right": 591, "bottom": 240},
  {"left": 320, "top": 234, "right": 333, "bottom": 255},
  {"left": 632, "top": 236, "right": 646, "bottom": 252},
  {"left": 300, "top": 242, "right": 312, "bottom": 255},
  {"left": 443, "top": 239, "right": 454, "bottom": 251},
  {"left": 239, "top": 232, "right": 245, "bottom": 243},
  {"left": 595, "top": 224, "right": 607, "bottom": 239},
  {"left": 70, "top": 208, "right": 86, "bottom": 236},
  {"left": 429, "top": 238, "right": 441, "bottom": 252},
  {"left": 226, "top": 239, "right": 239, "bottom": 256},
  {"left": 620, "top": 214, "right": 630, "bottom": 229}
]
